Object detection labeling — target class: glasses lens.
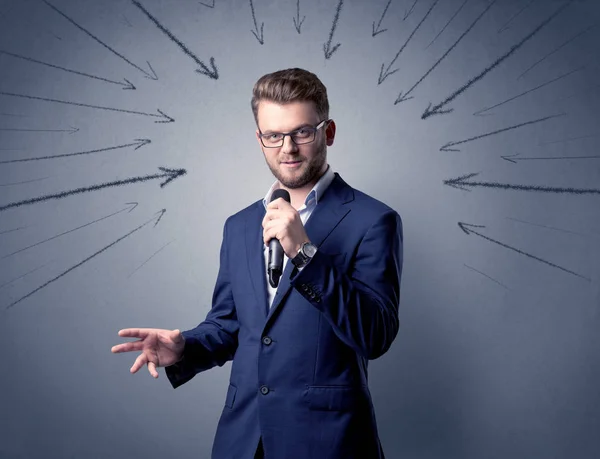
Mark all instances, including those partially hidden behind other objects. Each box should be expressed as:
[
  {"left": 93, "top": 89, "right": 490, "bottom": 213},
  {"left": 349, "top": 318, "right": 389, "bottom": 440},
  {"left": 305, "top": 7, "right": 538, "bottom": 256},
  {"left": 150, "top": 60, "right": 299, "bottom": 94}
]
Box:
[
  {"left": 262, "top": 133, "right": 283, "bottom": 147},
  {"left": 292, "top": 129, "right": 315, "bottom": 145}
]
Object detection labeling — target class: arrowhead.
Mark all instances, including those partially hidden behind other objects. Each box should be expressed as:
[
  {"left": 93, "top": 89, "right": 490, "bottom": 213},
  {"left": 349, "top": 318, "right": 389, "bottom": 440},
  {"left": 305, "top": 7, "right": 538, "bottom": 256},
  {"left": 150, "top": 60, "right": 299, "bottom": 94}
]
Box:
[
  {"left": 143, "top": 61, "right": 158, "bottom": 80},
  {"left": 153, "top": 208, "right": 167, "bottom": 227},
  {"left": 68, "top": 126, "right": 79, "bottom": 135},
  {"left": 443, "top": 172, "right": 479, "bottom": 191},
  {"left": 251, "top": 23, "right": 264, "bottom": 44},
  {"left": 323, "top": 42, "right": 341, "bottom": 59},
  {"left": 394, "top": 91, "right": 413, "bottom": 105},
  {"left": 133, "top": 138, "right": 152, "bottom": 150},
  {"left": 155, "top": 109, "right": 175, "bottom": 123},
  {"left": 158, "top": 166, "right": 187, "bottom": 188},
  {"left": 196, "top": 56, "right": 219, "bottom": 80},
  {"left": 378, "top": 63, "right": 398, "bottom": 85},
  {"left": 125, "top": 202, "right": 139, "bottom": 212},
  {"left": 458, "top": 221, "right": 486, "bottom": 235},
  {"left": 199, "top": 0, "right": 215, "bottom": 7},
  {"left": 421, "top": 102, "right": 453, "bottom": 120},
  {"left": 372, "top": 22, "right": 387, "bottom": 37},
  {"left": 122, "top": 78, "right": 136, "bottom": 90},
  {"left": 501, "top": 154, "right": 519, "bottom": 164},
  {"left": 439, "top": 142, "right": 460, "bottom": 152},
  {"left": 293, "top": 15, "right": 305, "bottom": 34}
]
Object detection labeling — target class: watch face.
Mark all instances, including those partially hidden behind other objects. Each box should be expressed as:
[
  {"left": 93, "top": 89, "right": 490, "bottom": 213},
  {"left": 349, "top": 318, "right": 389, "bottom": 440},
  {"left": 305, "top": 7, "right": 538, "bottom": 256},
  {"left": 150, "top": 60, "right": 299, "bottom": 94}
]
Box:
[{"left": 304, "top": 243, "right": 317, "bottom": 257}]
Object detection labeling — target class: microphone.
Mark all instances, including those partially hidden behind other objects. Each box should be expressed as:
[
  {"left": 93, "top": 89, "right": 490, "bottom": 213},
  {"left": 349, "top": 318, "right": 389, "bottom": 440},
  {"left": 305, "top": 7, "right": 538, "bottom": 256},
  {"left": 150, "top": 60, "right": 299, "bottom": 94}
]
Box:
[{"left": 268, "top": 188, "right": 291, "bottom": 288}]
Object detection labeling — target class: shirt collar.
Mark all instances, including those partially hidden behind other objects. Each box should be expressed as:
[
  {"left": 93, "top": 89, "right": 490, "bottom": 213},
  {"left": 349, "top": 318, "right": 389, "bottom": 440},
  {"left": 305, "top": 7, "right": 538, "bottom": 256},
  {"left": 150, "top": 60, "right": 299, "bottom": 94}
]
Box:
[{"left": 262, "top": 164, "right": 335, "bottom": 210}]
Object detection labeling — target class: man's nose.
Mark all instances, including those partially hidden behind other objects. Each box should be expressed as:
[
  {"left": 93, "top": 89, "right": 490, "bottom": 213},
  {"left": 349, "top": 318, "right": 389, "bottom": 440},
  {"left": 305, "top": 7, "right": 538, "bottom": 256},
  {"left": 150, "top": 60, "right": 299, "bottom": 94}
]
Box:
[{"left": 280, "top": 135, "right": 299, "bottom": 154}]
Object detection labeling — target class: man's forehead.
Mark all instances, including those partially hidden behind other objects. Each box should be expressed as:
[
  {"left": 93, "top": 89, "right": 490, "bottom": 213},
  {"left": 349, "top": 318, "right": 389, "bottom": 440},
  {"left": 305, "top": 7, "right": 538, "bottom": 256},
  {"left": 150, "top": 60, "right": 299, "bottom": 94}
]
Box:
[{"left": 257, "top": 100, "right": 319, "bottom": 131}]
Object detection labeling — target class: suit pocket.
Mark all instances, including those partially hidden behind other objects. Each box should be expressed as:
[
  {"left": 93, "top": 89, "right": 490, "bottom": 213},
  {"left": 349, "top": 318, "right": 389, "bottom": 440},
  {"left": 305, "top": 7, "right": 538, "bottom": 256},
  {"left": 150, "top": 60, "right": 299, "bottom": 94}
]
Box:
[
  {"left": 304, "top": 385, "right": 365, "bottom": 411},
  {"left": 224, "top": 383, "right": 237, "bottom": 409}
]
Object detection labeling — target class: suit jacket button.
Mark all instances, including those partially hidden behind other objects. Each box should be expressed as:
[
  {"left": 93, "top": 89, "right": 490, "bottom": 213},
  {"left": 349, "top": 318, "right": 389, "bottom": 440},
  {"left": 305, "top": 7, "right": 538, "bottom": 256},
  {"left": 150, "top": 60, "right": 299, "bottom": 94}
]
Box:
[
  {"left": 262, "top": 336, "right": 272, "bottom": 345},
  {"left": 260, "top": 385, "right": 269, "bottom": 395}
]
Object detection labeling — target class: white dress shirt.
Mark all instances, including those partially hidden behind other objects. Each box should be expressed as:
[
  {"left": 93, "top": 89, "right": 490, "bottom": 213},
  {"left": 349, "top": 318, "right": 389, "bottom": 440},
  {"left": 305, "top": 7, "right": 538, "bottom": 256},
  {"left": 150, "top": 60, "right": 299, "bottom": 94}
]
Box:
[{"left": 262, "top": 164, "right": 335, "bottom": 308}]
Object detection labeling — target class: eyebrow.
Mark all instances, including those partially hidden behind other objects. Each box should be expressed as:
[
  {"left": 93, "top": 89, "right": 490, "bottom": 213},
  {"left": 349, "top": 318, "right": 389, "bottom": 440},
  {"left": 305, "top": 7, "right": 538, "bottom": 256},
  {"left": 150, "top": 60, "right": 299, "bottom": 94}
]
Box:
[{"left": 261, "top": 123, "right": 314, "bottom": 134}]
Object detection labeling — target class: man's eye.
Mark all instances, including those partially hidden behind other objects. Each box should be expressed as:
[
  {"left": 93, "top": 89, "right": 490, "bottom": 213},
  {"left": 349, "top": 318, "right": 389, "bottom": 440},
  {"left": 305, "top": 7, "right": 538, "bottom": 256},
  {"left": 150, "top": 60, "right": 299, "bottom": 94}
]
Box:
[{"left": 294, "top": 128, "right": 311, "bottom": 137}]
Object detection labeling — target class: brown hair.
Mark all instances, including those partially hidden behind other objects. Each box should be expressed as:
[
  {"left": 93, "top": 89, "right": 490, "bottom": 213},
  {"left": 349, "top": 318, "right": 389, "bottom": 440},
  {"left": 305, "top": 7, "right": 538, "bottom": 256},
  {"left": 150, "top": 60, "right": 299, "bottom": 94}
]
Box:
[{"left": 251, "top": 68, "right": 329, "bottom": 125}]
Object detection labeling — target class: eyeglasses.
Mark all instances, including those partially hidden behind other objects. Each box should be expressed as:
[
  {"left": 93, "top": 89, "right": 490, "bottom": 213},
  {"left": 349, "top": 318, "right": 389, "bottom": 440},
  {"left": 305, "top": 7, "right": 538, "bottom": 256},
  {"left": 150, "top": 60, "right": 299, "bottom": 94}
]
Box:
[{"left": 258, "top": 119, "right": 330, "bottom": 148}]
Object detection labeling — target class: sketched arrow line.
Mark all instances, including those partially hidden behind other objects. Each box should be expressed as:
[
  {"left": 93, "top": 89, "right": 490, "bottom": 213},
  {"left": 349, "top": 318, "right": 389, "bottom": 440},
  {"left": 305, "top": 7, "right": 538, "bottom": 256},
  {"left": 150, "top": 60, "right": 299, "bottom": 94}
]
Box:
[
  {"left": 0, "top": 139, "right": 150, "bottom": 165},
  {"left": 0, "top": 166, "right": 186, "bottom": 213},
  {"left": 0, "top": 126, "right": 79, "bottom": 134},
  {"left": 248, "top": 0, "right": 264, "bottom": 44},
  {"left": 4, "top": 209, "right": 166, "bottom": 310},
  {"left": 1, "top": 202, "right": 138, "bottom": 261},
  {"left": 199, "top": 0, "right": 215, "bottom": 7},
  {"left": 458, "top": 222, "right": 590, "bottom": 281},
  {"left": 131, "top": 0, "right": 218, "bottom": 79},
  {"left": 403, "top": 0, "right": 421, "bottom": 21},
  {"left": 0, "top": 49, "right": 135, "bottom": 89},
  {"left": 0, "top": 91, "right": 174, "bottom": 123},
  {"left": 445, "top": 172, "right": 600, "bottom": 196},
  {"left": 425, "top": 0, "right": 469, "bottom": 49},
  {"left": 379, "top": 0, "right": 440, "bottom": 85},
  {"left": 473, "top": 66, "right": 583, "bottom": 116},
  {"left": 396, "top": 0, "right": 495, "bottom": 103},
  {"left": 372, "top": 0, "right": 392, "bottom": 37},
  {"left": 502, "top": 152, "right": 600, "bottom": 163},
  {"left": 323, "top": 0, "right": 344, "bottom": 59},
  {"left": 440, "top": 113, "right": 564, "bottom": 151},
  {"left": 517, "top": 22, "right": 597, "bottom": 80},
  {"left": 497, "top": 0, "right": 535, "bottom": 34},
  {"left": 422, "top": 0, "right": 574, "bottom": 119},
  {"left": 42, "top": 0, "right": 157, "bottom": 80},
  {"left": 539, "top": 133, "right": 599, "bottom": 146},
  {"left": 293, "top": 0, "right": 305, "bottom": 34}
]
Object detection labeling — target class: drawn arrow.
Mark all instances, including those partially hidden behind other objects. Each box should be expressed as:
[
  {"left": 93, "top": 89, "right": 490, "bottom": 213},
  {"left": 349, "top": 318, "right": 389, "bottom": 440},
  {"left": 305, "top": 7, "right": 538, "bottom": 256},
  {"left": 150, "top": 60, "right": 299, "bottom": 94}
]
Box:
[
  {"left": 0, "top": 126, "right": 79, "bottom": 134},
  {"left": 501, "top": 152, "right": 600, "bottom": 164},
  {"left": 293, "top": 0, "right": 306, "bottom": 34},
  {"left": 404, "top": 0, "right": 421, "bottom": 21},
  {"left": 126, "top": 239, "right": 175, "bottom": 279},
  {"left": 444, "top": 172, "right": 600, "bottom": 196},
  {"left": 0, "top": 91, "right": 174, "bottom": 123},
  {"left": 497, "top": 0, "right": 535, "bottom": 34},
  {"left": 379, "top": 0, "right": 440, "bottom": 85},
  {"left": 1, "top": 202, "right": 138, "bottom": 261},
  {"left": 425, "top": 0, "right": 469, "bottom": 49},
  {"left": 473, "top": 66, "right": 583, "bottom": 115},
  {"left": 517, "top": 23, "right": 596, "bottom": 80},
  {"left": 323, "top": 0, "right": 344, "bottom": 59},
  {"left": 396, "top": 0, "right": 495, "bottom": 103},
  {"left": 199, "top": 0, "right": 215, "bottom": 7},
  {"left": 5, "top": 209, "right": 166, "bottom": 310},
  {"left": 538, "top": 133, "right": 599, "bottom": 146},
  {"left": 458, "top": 222, "right": 589, "bottom": 281},
  {"left": 439, "top": 113, "right": 563, "bottom": 151},
  {"left": 372, "top": 0, "right": 392, "bottom": 37},
  {"left": 131, "top": 0, "right": 218, "bottom": 79},
  {"left": 0, "top": 139, "right": 150, "bottom": 165},
  {"left": 0, "top": 167, "right": 185, "bottom": 213},
  {"left": 0, "top": 49, "right": 136, "bottom": 90},
  {"left": 42, "top": 0, "right": 157, "bottom": 80},
  {"left": 248, "top": 0, "right": 264, "bottom": 44},
  {"left": 422, "top": 0, "right": 573, "bottom": 119},
  {"left": 0, "top": 176, "right": 52, "bottom": 187}
]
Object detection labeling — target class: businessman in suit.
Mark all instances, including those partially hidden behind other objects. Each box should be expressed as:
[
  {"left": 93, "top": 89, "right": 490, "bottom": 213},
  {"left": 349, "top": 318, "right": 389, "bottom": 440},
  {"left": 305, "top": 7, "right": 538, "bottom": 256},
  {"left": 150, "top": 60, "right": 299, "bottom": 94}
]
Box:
[{"left": 111, "top": 68, "right": 403, "bottom": 459}]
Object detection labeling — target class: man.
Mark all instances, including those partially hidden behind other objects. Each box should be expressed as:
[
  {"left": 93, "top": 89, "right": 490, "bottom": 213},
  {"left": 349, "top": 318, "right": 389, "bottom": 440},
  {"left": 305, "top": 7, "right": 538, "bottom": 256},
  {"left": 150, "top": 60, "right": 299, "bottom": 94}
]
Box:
[{"left": 111, "top": 68, "right": 403, "bottom": 459}]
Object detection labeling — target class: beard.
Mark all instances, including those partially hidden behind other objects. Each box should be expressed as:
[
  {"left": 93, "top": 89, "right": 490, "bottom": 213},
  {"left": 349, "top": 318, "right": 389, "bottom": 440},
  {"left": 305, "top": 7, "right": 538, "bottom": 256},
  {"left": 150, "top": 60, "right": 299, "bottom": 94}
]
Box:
[{"left": 265, "top": 138, "right": 327, "bottom": 189}]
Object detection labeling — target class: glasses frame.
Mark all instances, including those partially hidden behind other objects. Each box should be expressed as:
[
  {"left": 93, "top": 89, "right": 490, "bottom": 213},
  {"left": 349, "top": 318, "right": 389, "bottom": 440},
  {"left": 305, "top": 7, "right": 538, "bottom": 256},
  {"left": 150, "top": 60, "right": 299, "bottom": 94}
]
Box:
[{"left": 258, "top": 119, "right": 331, "bottom": 148}]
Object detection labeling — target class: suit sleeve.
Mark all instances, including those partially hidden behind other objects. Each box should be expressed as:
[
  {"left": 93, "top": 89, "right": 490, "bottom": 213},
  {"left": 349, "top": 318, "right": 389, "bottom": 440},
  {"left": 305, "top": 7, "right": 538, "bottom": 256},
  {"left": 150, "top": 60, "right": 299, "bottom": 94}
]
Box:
[
  {"left": 165, "top": 218, "right": 239, "bottom": 388},
  {"left": 291, "top": 210, "right": 403, "bottom": 360}
]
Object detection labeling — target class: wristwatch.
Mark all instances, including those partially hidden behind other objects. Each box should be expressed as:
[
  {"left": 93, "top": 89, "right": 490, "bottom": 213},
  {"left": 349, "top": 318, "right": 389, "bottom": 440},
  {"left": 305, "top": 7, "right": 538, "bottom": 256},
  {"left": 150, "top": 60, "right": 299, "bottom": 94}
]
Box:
[{"left": 291, "top": 242, "right": 317, "bottom": 268}]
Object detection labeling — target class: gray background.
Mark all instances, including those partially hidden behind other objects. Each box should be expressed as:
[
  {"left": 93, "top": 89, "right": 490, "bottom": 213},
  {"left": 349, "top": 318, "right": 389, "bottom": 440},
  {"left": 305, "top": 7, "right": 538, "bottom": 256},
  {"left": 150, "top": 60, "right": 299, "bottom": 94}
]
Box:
[{"left": 1, "top": 0, "right": 599, "bottom": 458}]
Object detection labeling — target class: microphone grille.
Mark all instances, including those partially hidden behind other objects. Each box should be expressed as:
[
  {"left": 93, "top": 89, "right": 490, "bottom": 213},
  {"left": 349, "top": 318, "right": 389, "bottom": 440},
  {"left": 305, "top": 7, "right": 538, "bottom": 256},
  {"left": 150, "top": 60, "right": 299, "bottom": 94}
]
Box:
[{"left": 270, "top": 188, "right": 291, "bottom": 203}]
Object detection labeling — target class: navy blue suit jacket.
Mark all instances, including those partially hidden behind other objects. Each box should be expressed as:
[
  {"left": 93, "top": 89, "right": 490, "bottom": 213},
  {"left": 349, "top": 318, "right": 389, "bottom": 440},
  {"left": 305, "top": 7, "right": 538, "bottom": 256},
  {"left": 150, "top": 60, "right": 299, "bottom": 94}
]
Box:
[{"left": 166, "top": 173, "right": 403, "bottom": 459}]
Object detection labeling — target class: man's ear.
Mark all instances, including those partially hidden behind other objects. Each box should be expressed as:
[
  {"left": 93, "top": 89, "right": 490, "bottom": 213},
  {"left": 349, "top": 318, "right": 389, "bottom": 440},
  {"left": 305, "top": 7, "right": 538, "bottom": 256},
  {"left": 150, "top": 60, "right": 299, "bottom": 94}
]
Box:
[
  {"left": 325, "top": 120, "right": 336, "bottom": 146},
  {"left": 255, "top": 130, "right": 263, "bottom": 148}
]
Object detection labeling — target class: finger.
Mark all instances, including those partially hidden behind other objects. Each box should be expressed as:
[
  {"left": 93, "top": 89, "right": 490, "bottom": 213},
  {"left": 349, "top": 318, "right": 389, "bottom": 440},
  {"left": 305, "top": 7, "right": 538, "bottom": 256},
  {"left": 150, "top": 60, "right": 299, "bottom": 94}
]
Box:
[
  {"left": 130, "top": 352, "right": 147, "bottom": 374},
  {"left": 148, "top": 361, "right": 159, "bottom": 379},
  {"left": 118, "top": 328, "right": 149, "bottom": 338},
  {"left": 111, "top": 340, "right": 144, "bottom": 353}
]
